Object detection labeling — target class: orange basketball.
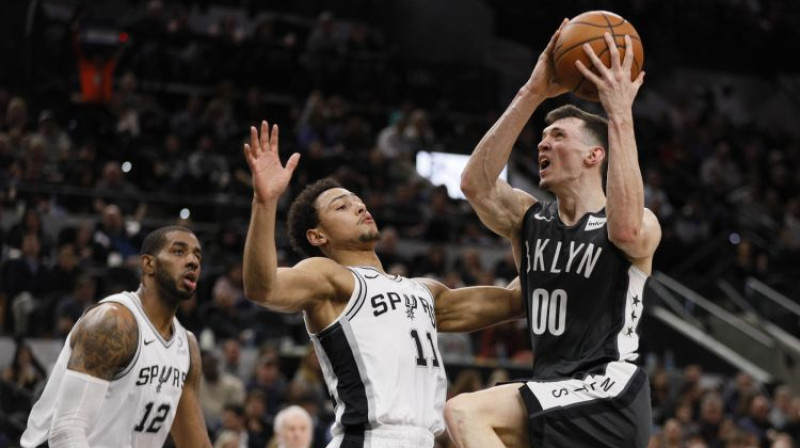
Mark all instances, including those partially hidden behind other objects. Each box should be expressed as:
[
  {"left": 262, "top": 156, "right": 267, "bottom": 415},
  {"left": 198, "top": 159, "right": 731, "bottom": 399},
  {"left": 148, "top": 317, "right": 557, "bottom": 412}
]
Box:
[{"left": 553, "top": 11, "right": 644, "bottom": 102}]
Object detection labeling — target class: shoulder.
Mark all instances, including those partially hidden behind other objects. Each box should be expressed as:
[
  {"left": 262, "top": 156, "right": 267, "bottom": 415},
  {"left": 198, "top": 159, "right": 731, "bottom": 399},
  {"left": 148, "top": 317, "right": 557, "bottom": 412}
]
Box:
[
  {"left": 71, "top": 301, "right": 138, "bottom": 345},
  {"left": 413, "top": 277, "right": 447, "bottom": 299},
  {"left": 67, "top": 302, "right": 139, "bottom": 380},
  {"left": 291, "top": 257, "right": 355, "bottom": 287},
  {"left": 292, "top": 256, "right": 349, "bottom": 272}
]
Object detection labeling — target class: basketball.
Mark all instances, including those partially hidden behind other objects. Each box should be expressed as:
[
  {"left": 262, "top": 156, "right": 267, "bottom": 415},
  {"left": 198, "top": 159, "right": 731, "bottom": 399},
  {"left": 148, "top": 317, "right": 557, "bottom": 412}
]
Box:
[{"left": 553, "top": 11, "right": 644, "bottom": 101}]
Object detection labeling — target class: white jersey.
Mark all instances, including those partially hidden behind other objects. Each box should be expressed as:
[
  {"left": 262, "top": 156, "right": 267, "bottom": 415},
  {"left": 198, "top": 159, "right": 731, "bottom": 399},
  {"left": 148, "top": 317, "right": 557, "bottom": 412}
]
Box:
[
  {"left": 306, "top": 267, "right": 447, "bottom": 448},
  {"left": 22, "top": 292, "right": 191, "bottom": 448}
]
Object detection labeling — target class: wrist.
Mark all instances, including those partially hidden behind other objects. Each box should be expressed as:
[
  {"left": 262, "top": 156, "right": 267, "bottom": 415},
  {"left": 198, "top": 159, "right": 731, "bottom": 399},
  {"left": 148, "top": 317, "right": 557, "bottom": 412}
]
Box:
[
  {"left": 252, "top": 195, "right": 280, "bottom": 208},
  {"left": 606, "top": 111, "right": 634, "bottom": 126},
  {"left": 518, "top": 83, "right": 548, "bottom": 104}
]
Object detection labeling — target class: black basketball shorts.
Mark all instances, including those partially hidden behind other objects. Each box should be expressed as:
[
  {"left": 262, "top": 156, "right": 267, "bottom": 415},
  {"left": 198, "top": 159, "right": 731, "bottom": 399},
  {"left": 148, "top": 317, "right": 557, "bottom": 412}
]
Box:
[{"left": 518, "top": 361, "right": 651, "bottom": 448}]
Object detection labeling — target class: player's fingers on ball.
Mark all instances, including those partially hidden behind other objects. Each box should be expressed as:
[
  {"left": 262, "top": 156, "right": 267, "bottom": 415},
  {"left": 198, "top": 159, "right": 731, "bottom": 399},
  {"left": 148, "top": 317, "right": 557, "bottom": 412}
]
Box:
[
  {"left": 622, "top": 35, "right": 635, "bottom": 70},
  {"left": 575, "top": 60, "right": 603, "bottom": 85},
  {"left": 634, "top": 71, "right": 646, "bottom": 88},
  {"left": 582, "top": 43, "right": 608, "bottom": 75},
  {"left": 604, "top": 33, "right": 621, "bottom": 69}
]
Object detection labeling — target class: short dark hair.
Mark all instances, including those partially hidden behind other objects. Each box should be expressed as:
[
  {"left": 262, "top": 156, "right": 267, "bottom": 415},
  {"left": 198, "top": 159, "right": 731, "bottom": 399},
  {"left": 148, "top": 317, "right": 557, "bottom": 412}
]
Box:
[
  {"left": 140, "top": 225, "right": 195, "bottom": 256},
  {"left": 287, "top": 178, "right": 343, "bottom": 258},
  {"left": 545, "top": 104, "right": 608, "bottom": 151}
]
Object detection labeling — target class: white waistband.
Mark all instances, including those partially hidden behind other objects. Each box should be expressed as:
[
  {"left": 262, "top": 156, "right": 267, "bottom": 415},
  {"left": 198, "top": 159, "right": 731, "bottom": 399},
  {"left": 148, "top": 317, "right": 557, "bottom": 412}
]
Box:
[{"left": 330, "top": 425, "right": 435, "bottom": 448}]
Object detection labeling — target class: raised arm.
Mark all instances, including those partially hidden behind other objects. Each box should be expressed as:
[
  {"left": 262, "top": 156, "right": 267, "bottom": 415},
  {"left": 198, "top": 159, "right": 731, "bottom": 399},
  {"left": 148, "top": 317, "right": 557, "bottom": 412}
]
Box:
[
  {"left": 426, "top": 277, "right": 524, "bottom": 333},
  {"left": 242, "top": 121, "right": 342, "bottom": 312},
  {"left": 460, "top": 20, "right": 569, "bottom": 240},
  {"left": 49, "top": 303, "right": 138, "bottom": 447},
  {"left": 575, "top": 34, "right": 661, "bottom": 268},
  {"left": 170, "top": 332, "right": 212, "bottom": 448}
]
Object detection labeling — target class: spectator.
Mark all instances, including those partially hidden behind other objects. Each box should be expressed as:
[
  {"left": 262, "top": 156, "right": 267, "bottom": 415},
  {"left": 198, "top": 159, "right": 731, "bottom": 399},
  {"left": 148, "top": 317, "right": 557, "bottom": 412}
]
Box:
[
  {"left": 93, "top": 161, "right": 142, "bottom": 217},
  {"left": 243, "top": 389, "right": 272, "bottom": 448},
  {"left": 2, "top": 233, "right": 53, "bottom": 336},
  {"left": 736, "top": 394, "right": 773, "bottom": 448},
  {"left": 215, "top": 404, "right": 248, "bottom": 448},
  {"left": 769, "top": 385, "right": 793, "bottom": 429},
  {"left": 248, "top": 354, "right": 288, "bottom": 417},
  {"left": 0, "top": 340, "right": 44, "bottom": 442},
  {"left": 48, "top": 243, "right": 83, "bottom": 295},
  {"left": 271, "top": 405, "right": 313, "bottom": 448},
  {"left": 288, "top": 347, "right": 327, "bottom": 412},
  {"left": 92, "top": 204, "right": 142, "bottom": 266},
  {"left": 221, "top": 338, "right": 247, "bottom": 380},
  {"left": 54, "top": 274, "right": 97, "bottom": 337},
  {"left": 199, "top": 350, "right": 246, "bottom": 430},
  {"left": 1, "top": 340, "right": 46, "bottom": 394}
]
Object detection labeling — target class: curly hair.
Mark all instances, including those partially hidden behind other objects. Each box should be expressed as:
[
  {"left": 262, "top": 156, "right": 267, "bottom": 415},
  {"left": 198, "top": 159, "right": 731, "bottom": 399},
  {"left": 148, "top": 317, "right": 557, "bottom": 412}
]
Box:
[{"left": 287, "top": 177, "right": 343, "bottom": 258}]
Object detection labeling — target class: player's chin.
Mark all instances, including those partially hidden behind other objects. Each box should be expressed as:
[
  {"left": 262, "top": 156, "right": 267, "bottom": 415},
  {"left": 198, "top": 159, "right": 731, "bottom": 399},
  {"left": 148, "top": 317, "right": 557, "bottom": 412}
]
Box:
[{"left": 359, "top": 230, "right": 380, "bottom": 242}]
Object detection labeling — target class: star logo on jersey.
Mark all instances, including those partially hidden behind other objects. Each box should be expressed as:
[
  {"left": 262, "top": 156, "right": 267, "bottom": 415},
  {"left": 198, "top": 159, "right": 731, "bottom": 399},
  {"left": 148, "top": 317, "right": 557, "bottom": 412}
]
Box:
[
  {"left": 584, "top": 215, "right": 607, "bottom": 231},
  {"left": 632, "top": 295, "right": 641, "bottom": 306},
  {"left": 533, "top": 212, "right": 553, "bottom": 222},
  {"left": 625, "top": 327, "right": 635, "bottom": 337},
  {"left": 631, "top": 310, "right": 638, "bottom": 321}
]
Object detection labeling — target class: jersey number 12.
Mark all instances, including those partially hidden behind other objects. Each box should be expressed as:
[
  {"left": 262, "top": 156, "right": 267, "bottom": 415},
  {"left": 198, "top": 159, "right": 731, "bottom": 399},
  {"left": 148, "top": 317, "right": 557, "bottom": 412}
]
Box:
[
  {"left": 134, "top": 402, "right": 171, "bottom": 433},
  {"left": 531, "top": 288, "right": 567, "bottom": 336}
]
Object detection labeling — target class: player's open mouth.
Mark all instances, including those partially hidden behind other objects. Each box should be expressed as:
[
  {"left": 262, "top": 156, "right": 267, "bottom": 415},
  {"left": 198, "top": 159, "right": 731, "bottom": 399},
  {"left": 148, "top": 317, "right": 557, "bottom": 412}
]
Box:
[
  {"left": 183, "top": 272, "right": 198, "bottom": 290},
  {"left": 539, "top": 157, "right": 551, "bottom": 173}
]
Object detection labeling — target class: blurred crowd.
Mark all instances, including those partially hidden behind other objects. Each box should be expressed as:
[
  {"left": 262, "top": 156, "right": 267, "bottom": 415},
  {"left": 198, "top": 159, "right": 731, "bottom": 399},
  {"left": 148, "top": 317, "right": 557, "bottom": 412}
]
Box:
[{"left": 1, "top": 0, "right": 800, "bottom": 446}]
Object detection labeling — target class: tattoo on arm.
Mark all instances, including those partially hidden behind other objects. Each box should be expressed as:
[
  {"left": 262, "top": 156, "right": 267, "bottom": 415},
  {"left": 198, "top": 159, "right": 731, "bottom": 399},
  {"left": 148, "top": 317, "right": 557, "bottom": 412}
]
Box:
[{"left": 67, "top": 304, "right": 138, "bottom": 381}]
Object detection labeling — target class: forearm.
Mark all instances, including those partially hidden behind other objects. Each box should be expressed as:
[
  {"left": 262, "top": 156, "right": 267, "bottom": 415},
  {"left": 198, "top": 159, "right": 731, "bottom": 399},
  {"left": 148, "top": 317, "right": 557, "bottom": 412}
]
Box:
[
  {"left": 437, "top": 287, "right": 523, "bottom": 333},
  {"left": 243, "top": 199, "right": 281, "bottom": 302},
  {"left": 461, "top": 86, "right": 546, "bottom": 197},
  {"left": 605, "top": 112, "right": 644, "bottom": 242},
  {"left": 49, "top": 370, "right": 109, "bottom": 448}
]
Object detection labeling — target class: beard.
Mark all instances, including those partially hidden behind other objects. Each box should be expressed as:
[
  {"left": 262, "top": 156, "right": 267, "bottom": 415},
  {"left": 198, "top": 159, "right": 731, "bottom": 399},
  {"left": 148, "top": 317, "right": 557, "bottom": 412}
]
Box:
[
  {"left": 154, "top": 262, "right": 194, "bottom": 303},
  {"left": 358, "top": 230, "right": 380, "bottom": 243}
]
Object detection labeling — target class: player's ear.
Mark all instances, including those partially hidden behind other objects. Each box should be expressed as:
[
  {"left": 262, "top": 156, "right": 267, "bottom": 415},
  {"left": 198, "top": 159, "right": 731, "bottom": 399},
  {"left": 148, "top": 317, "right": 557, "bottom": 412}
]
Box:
[
  {"left": 586, "top": 146, "right": 605, "bottom": 167},
  {"left": 307, "top": 228, "right": 327, "bottom": 248},
  {"left": 141, "top": 254, "right": 156, "bottom": 275}
]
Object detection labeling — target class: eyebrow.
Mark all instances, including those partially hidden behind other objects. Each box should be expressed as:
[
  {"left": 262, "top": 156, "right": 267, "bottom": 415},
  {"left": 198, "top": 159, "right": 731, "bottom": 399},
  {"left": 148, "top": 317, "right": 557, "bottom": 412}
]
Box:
[
  {"left": 171, "top": 241, "right": 202, "bottom": 255},
  {"left": 326, "top": 192, "right": 356, "bottom": 208},
  {"left": 542, "top": 126, "right": 565, "bottom": 138}
]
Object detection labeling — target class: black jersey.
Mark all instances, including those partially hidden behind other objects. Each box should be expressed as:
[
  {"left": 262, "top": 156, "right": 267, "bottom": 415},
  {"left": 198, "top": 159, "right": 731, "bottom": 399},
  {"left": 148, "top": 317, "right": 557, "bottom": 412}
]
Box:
[{"left": 519, "top": 201, "right": 649, "bottom": 380}]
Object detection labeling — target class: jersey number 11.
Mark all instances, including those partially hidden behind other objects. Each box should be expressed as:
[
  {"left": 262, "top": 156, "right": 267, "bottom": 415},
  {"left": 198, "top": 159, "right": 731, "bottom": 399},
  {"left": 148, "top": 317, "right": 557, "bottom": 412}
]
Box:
[{"left": 410, "top": 329, "right": 440, "bottom": 368}]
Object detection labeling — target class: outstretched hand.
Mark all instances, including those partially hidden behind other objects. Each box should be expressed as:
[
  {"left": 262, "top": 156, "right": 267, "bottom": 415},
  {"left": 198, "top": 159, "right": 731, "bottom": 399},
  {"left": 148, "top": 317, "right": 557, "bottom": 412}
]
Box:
[
  {"left": 575, "top": 33, "right": 645, "bottom": 116},
  {"left": 243, "top": 121, "right": 300, "bottom": 203},
  {"left": 527, "top": 18, "right": 570, "bottom": 99}
]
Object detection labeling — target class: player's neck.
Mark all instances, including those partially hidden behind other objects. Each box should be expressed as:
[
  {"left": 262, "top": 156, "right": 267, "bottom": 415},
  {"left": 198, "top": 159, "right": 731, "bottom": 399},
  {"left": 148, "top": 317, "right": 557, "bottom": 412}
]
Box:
[
  {"left": 330, "top": 249, "right": 384, "bottom": 272},
  {"left": 555, "top": 182, "right": 606, "bottom": 226},
  {"left": 135, "top": 285, "right": 177, "bottom": 339}
]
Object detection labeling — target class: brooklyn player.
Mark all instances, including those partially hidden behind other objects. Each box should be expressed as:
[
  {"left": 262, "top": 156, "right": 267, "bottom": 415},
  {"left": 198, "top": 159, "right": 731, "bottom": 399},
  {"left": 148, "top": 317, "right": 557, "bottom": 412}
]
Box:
[
  {"left": 242, "top": 122, "right": 523, "bottom": 448},
  {"left": 446, "top": 23, "right": 660, "bottom": 448},
  {"left": 21, "top": 226, "right": 211, "bottom": 448}
]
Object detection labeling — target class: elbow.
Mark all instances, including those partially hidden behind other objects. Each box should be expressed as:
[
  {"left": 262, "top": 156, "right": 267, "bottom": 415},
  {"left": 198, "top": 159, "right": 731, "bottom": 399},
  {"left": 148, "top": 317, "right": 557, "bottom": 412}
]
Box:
[
  {"left": 243, "top": 282, "right": 274, "bottom": 306},
  {"left": 607, "top": 226, "right": 639, "bottom": 246},
  {"left": 460, "top": 174, "right": 485, "bottom": 201}
]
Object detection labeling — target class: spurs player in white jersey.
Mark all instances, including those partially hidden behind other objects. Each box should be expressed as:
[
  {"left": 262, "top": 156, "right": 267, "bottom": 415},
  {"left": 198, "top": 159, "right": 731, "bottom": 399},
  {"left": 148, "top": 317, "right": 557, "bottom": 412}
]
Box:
[
  {"left": 242, "top": 122, "right": 524, "bottom": 448},
  {"left": 22, "top": 226, "right": 211, "bottom": 448}
]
